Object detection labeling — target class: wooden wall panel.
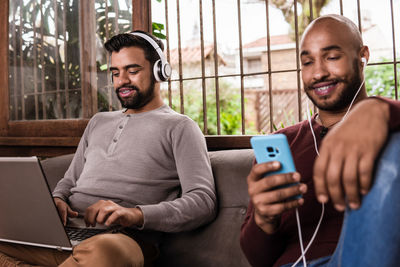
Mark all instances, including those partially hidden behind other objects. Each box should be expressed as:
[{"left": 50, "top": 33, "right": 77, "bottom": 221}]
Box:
[{"left": 132, "top": 0, "right": 152, "bottom": 32}]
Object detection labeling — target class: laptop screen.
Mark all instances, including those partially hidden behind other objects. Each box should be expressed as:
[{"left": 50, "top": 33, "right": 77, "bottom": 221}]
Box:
[{"left": 0, "top": 157, "right": 72, "bottom": 250}]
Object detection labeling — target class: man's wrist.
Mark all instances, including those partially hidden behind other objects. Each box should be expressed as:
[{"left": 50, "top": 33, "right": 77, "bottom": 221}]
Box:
[
  {"left": 132, "top": 207, "right": 144, "bottom": 227},
  {"left": 254, "top": 213, "right": 280, "bottom": 235}
]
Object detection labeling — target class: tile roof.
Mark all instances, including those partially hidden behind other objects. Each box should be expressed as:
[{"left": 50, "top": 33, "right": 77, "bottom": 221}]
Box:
[
  {"left": 168, "top": 44, "right": 226, "bottom": 65},
  {"left": 243, "top": 34, "right": 293, "bottom": 49}
]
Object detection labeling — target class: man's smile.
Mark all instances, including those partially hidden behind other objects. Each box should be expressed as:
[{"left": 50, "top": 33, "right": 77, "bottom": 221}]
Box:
[
  {"left": 117, "top": 87, "right": 137, "bottom": 98},
  {"left": 311, "top": 81, "right": 338, "bottom": 96}
]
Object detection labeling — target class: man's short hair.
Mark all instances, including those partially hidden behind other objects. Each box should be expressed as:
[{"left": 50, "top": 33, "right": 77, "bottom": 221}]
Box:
[{"left": 104, "top": 30, "right": 164, "bottom": 67}]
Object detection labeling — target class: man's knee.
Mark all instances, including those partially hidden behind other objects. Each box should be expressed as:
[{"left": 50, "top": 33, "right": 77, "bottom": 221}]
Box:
[{"left": 64, "top": 234, "right": 144, "bottom": 267}]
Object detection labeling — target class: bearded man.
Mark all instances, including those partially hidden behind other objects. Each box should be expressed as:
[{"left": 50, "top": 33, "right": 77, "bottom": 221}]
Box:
[
  {"left": 241, "top": 14, "right": 400, "bottom": 267},
  {"left": 0, "top": 31, "right": 216, "bottom": 267}
]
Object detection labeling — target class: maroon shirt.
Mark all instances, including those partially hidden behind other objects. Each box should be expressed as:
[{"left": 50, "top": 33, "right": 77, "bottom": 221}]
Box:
[{"left": 240, "top": 97, "right": 400, "bottom": 267}]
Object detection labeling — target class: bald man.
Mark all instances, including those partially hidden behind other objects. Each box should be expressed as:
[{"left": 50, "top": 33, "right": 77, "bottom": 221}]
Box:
[{"left": 241, "top": 14, "right": 400, "bottom": 267}]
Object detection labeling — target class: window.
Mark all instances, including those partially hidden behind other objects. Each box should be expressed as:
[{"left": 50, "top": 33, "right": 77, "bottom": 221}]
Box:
[
  {"left": 0, "top": 0, "right": 399, "bottom": 156},
  {"left": 7, "top": 0, "right": 135, "bottom": 121},
  {"left": 152, "top": 0, "right": 399, "bottom": 136},
  {"left": 0, "top": 0, "right": 151, "bottom": 156}
]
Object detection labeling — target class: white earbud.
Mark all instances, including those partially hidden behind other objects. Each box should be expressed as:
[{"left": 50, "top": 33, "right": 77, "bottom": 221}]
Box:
[{"left": 361, "top": 57, "right": 367, "bottom": 68}]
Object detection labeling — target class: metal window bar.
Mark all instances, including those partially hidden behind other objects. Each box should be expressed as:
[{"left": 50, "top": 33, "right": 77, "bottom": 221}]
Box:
[
  {"left": 12, "top": 2, "right": 18, "bottom": 120},
  {"left": 390, "top": 0, "right": 398, "bottom": 100},
  {"left": 33, "top": 1, "right": 39, "bottom": 120},
  {"left": 199, "top": 0, "right": 207, "bottom": 134},
  {"left": 237, "top": 0, "right": 245, "bottom": 134},
  {"left": 19, "top": 0, "right": 25, "bottom": 120},
  {"left": 211, "top": 0, "right": 221, "bottom": 135},
  {"left": 309, "top": 0, "right": 314, "bottom": 21},
  {"left": 164, "top": 0, "right": 172, "bottom": 107},
  {"left": 63, "top": 0, "right": 70, "bottom": 118},
  {"left": 339, "top": 0, "right": 343, "bottom": 15},
  {"left": 294, "top": 0, "right": 302, "bottom": 122},
  {"left": 40, "top": 0, "right": 47, "bottom": 119},
  {"left": 176, "top": 0, "right": 184, "bottom": 114},
  {"left": 54, "top": 0, "right": 62, "bottom": 119},
  {"left": 265, "top": 0, "right": 273, "bottom": 133},
  {"left": 357, "top": 0, "right": 362, "bottom": 33},
  {"left": 105, "top": 0, "right": 112, "bottom": 111},
  {"left": 114, "top": 0, "right": 119, "bottom": 34}
]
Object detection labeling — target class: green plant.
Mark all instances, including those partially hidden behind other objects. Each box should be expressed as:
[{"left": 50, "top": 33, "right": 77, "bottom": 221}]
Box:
[
  {"left": 365, "top": 60, "right": 399, "bottom": 98},
  {"left": 164, "top": 80, "right": 243, "bottom": 135}
]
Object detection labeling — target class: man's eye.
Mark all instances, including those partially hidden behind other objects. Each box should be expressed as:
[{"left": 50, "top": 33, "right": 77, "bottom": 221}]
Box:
[
  {"left": 328, "top": 56, "right": 340, "bottom": 60},
  {"left": 129, "top": 70, "right": 139, "bottom": 75},
  {"left": 302, "top": 61, "right": 312, "bottom": 66},
  {"left": 112, "top": 72, "right": 119, "bottom": 77}
]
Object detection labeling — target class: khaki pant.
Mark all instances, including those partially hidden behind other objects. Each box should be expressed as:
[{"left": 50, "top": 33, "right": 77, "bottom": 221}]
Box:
[{"left": 0, "top": 233, "right": 147, "bottom": 267}]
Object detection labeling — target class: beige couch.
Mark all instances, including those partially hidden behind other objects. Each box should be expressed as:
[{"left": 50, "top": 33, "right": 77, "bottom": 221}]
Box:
[{"left": 41, "top": 149, "right": 254, "bottom": 267}]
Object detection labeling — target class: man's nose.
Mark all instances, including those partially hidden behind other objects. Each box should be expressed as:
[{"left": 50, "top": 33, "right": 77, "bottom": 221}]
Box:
[
  {"left": 116, "top": 72, "right": 130, "bottom": 85},
  {"left": 313, "top": 60, "right": 329, "bottom": 81}
]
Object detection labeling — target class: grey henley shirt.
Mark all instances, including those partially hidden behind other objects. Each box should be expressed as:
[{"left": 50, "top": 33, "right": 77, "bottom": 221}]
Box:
[{"left": 53, "top": 105, "right": 217, "bottom": 233}]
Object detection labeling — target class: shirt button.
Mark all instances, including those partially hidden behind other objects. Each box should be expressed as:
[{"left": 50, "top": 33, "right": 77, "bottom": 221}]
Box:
[
  {"left": 127, "top": 114, "right": 131, "bottom": 118},
  {"left": 119, "top": 125, "right": 123, "bottom": 129},
  {"left": 113, "top": 138, "right": 117, "bottom": 143}
]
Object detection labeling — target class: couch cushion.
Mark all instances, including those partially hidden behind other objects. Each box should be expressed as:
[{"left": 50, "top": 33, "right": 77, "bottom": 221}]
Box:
[
  {"left": 41, "top": 153, "right": 74, "bottom": 191},
  {"left": 209, "top": 149, "right": 253, "bottom": 208},
  {"left": 155, "top": 149, "right": 253, "bottom": 267}
]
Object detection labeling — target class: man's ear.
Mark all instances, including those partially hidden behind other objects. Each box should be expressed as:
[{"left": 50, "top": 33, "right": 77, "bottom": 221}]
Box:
[{"left": 359, "top": 46, "right": 370, "bottom": 69}]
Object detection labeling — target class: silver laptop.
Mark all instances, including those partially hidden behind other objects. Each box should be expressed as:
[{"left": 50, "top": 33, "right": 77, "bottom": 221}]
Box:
[{"left": 0, "top": 157, "right": 110, "bottom": 251}]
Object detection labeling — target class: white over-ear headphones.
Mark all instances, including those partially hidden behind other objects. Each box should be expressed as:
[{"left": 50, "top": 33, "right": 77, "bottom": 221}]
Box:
[{"left": 130, "top": 32, "right": 171, "bottom": 82}]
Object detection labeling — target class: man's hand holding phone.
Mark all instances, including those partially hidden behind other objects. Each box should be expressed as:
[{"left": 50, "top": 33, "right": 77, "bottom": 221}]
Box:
[{"left": 248, "top": 135, "right": 307, "bottom": 234}]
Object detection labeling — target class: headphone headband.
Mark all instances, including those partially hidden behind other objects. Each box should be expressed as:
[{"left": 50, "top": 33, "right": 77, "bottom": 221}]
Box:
[{"left": 129, "top": 32, "right": 171, "bottom": 82}]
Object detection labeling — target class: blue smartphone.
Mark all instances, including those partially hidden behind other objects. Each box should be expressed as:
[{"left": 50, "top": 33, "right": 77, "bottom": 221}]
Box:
[{"left": 250, "top": 134, "right": 300, "bottom": 199}]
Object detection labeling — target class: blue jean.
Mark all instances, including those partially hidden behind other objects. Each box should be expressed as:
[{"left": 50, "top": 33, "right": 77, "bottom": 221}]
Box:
[{"left": 283, "top": 131, "right": 400, "bottom": 267}]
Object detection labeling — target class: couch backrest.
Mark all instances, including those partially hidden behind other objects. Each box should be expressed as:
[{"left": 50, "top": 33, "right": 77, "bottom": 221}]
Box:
[{"left": 41, "top": 149, "right": 254, "bottom": 267}]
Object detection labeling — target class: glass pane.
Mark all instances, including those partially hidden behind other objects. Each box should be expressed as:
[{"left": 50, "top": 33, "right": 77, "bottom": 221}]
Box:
[
  {"left": 96, "top": 0, "right": 132, "bottom": 112},
  {"left": 8, "top": 0, "right": 81, "bottom": 120},
  {"left": 8, "top": 0, "right": 132, "bottom": 121},
  {"left": 366, "top": 64, "right": 398, "bottom": 99}
]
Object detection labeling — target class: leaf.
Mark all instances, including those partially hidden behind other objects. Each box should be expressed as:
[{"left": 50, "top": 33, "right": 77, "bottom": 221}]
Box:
[
  {"left": 153, "top": 32, "right": 166, "bottom": 39},
  {"left": 100, "top": 64, "right": 108, "bottom": 71},
  {"left": 152, "top": 22, "right": 166, "bottom": 39},
  {"left": 152, "top": 22, "right": 164, "bottom": 31}
]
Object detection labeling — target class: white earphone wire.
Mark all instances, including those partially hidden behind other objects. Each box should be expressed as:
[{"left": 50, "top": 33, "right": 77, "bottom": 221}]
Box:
[{"left": 291, "top": 59, "right": 366, "bottom": 266}]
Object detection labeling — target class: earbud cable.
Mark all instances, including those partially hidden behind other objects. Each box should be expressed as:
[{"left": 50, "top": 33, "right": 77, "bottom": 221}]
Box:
[{"left": 291, "top": 72, "right": 366, "bottom": 267}]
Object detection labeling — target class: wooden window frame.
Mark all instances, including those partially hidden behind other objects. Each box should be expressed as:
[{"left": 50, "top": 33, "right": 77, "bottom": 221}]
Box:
[{"left": 0, "top": 1, "right": 249, "bottom": 157}]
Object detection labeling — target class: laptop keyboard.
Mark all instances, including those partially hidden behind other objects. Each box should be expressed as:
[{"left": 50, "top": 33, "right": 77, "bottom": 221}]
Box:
[{"left": 65, "top": 226, "right": 107, "bottom": 241}]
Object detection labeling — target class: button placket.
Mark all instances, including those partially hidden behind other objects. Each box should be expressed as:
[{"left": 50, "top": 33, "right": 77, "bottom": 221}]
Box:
[{"left": 107, "top": 115, "right": 131, "bottom": 155}]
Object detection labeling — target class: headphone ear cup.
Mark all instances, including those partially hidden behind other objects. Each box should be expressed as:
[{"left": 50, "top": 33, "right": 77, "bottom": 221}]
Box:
[
  {"left": 153, "top": 59, "right": 162, "bottom": 82},
  {"left": 162, "top": 62, "right": 172, "bottom": 81}
]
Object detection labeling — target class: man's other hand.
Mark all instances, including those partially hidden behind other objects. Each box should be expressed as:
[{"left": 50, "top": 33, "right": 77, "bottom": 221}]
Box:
[
  {"left": 247, "top": 161, "right": 307, "bottom": 234},
  {"left": 54, "top": 197, "right": 78, "bottom": 226},
  {"left": 84, "top": 200, "right": 144, "bottom": 228},
  {"left": 313, "top": 98, "right": 390, "bottom": 211}
]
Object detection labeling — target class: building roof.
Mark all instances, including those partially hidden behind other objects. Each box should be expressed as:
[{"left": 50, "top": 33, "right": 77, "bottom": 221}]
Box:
[
  {"left": 243, "top": 34, "right": 293, "bottom": 49},
  {"left": 168, "top": 44, "right": 226, "bottom": 66}
]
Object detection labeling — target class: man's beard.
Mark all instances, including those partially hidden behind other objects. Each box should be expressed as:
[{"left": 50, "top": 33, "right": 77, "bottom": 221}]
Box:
[
  {"left": 305, "top": 60, "right": 362, "bottom": 111},
  {"left": 116, "top": 79, "right": 155, "bottom": 110}
]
